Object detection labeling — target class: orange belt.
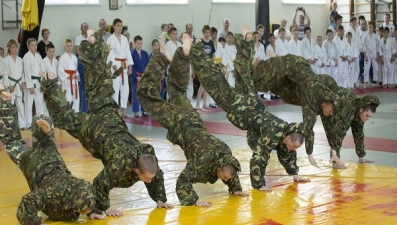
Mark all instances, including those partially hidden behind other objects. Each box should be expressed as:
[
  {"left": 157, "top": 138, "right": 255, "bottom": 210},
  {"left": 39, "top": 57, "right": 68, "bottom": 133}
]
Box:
[
  {"left": 136, "top": 71, "right": 143, "bottom": 86},
  {"left": 65, "top": 70, "right": 78, "bottom": 99},
  {"left": 115, "top": 58, "right": 127, "bottom": 85}
]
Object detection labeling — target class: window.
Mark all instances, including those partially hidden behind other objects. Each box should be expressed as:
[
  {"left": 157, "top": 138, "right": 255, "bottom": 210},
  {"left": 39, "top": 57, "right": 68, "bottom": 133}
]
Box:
[
  {"left": 282, "top": 0, "right": 326, "bottom": 4},
  {"left": 212, "top": 0, "right": 255, "bottom": 3},
  {"left": 45, "top": 0, "right": 99, "bottom": 5},
  {"left": 127, "top": 0, "right": 188, "bottom": 4}
]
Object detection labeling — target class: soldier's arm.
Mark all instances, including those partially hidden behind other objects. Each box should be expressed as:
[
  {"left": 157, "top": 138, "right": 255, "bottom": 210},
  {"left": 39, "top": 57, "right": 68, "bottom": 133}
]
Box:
[
  {"left": 176, "top": 165, "right": 198, "bottom": 206},
  {"left": 92, "top": 168, "right": 114, "bottom": 211},
  {"left": 351, "top": 120, "right": 366, "bottom": 157},
  {"left": 144, "top": 167, "right": 168, "bottom": 203},
  {"left": 302, "top": 107, "right": 318, "bottom": 155},
  {"left": 249, "top": 141, "right": 272, "bottom": 189},
  {"left": 17, "top": 188, "right": 51, "bottom": 225},
  {"left": 277, "top": 149, "right": 299, "bottom": 176},
  {"left": 0, "top": 99, "right": 22, "bottom": 146}
]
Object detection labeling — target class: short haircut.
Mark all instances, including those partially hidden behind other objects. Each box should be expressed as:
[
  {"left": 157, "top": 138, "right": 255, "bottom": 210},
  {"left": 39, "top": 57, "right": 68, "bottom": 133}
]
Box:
[
  {"left": 292, "top": 28, "right": 298, "bottom": 32},
  {"left": 362, "top": 104, "right": 378, "bottom": 113},
  {"left": 6, "top": 39, "right": 18, "bottom": 54},
  {"left": 268, "top": 33, "right": 275, "bottom": 39},
  {"left": 46, "top": 43, "right": 55, "bottom": 51},
  {"left": 350, "top": 16, "right": 357, "bottom": 22},
  {"left": 336, "top": 15, "right": 343, "bottom": 21},
  {"left": 211, "top": 27, "right": 218, "bottom": 35},
  {"left": 253, "top": 31, "right": 259, "bottom": 36},
  {"left": 0, "top": 47, "right": 3, "bottom": 52},
  {"left": 368, "top": 21, "right": 374, "bottom": 26},
  {"left": 358, "top": 15, "right": 366, "bottom": 21},
  {"left": 385, "top": 13, "right": 390, "bottom": 18},
  {"left": 161, "top": 23, "right": 168, "bottom": 31},
  {"left": 113, "top": 18, "right": 122, "bottom": 26},
  {"left": 27, "top": 38, "right": 36, "bottom": 46},
  {"left": 289, "top": 132, "right": 304, "bottom": 144},
  {"left": 168, "top": 27, "right": 177, "bottom": 35},
  {"left": 316, "top": 35, "right": 322, "bottom": 39},
  {"left": 64, "top": 38, "right": 73, "bottom": 45},
  {"left": 332, "top": 2, "right": 337, "bottom": 6},
  {"left": 80, "top": 22, "right": 88, "bottom": 28},
  {"left": 202, "top": 25, "right": 211, "bottom": 33},
  {"left": 304, "top": 26, "right": 311, "bottom": 34},
  {"left": 41, "top": 27, "right": 50, "bottom": 37},
  {"left": 337, "top": 25, "right": 344, "bottom": 30},
  {"left": 221, "top": 164, "right": 237, "bottom": 178},
  {"left": 151, "top": 39, "right": 159, "bottom": 46},
  {"left": 378, "top": 25, "right": 384, "bottom": 31},
  {"left": 257, "top": 24, "right": 265, "bottom": 30},
  {"left": 326, "top": 29, "right": 333, "bottom": 35},
  {"left": 137, "top": 154, "right": 158, "bottom": 174},
  {"left": 278, "top": 27, "right": 286, "bottom": 33},
  {"left": 226, "top": 31, "right": 234, "bottom": 37},
  {"left": 134, "top": 35, "right": 143, "bottom": 42},
  {"left": 186, "top": 23, "right": 193, "bottom": 29},
  {"left": 218, "top": 37, "right": 226, "bottom": 42},
  {"left": 168, "top": 23, "right": 174, "bottom": 27},
  {"left": 346, "top": 31, "right": 352, "bottom": 37},
  {"left": 385, "top": 27, "right": 390, "bottom": 32},
  {"left": 99, "top": 18, "right": 105, "bottom": 26}
]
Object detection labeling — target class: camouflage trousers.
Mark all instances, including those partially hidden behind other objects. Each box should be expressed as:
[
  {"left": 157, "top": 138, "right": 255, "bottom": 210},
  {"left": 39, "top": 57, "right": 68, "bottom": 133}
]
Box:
[
  {"left": 0, "top": 100, "right": 30, "bottom": 167},
  {"left": 137, "top": 48, "right": 192, "bottom": 129}
]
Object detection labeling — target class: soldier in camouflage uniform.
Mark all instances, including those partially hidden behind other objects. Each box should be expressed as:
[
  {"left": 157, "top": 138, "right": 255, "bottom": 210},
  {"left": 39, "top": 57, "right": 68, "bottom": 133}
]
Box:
[
  {"left": 188, "top": 31, "right": 310, "bottom": 191},
  {"left": 0, "top": 87, "right": 95, "bottom": 225},
  {"left": 137, "top": 36, "right": 248, "bottom": 207},
  {"left": 39, "top": 30, "right": 172, "bottom": 216},
  {"left": 252, "top": 46, "right": 380, "bottom": 168}
]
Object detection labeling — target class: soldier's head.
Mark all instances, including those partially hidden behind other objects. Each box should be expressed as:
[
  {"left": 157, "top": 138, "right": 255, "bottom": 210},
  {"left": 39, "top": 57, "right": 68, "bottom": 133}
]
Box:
[
  {"left": 66, "top": 178, "right": 95, "bottom": 214},
  {"left": 358, "top": 95, "right": 380, "bottom": 122},
  {"left": 282, "top": 123, "right": 305, "bottom": 151},
  {"left": 321, "top": 102, "right": 334, "bottom": 116},
  {"left": 217, "top": 164, "right": 237, "bottom": 181},
  {"left": 133, "top": 154, "right": 158, "bottom": 183}
]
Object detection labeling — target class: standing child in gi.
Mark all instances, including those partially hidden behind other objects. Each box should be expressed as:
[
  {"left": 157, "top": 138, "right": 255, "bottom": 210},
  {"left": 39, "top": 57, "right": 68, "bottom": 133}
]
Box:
[
  {"left": 289, "top": 28, "right": 302, "bottom": 57},
  {"left": 345, "top": 32, "right": 359, "bottom": 88},
  {"left": 266, "top": 33, "right": 280, "bottom": 100},
  {"left": 314, "top": 35, "right": 326, "bottom": 74},
  {"left": 362, "top": 22, "right": 380, "bottom": 88},
  {"left": 222, "top": 31, "right": 237, "bottom": 87},
  {"left": 322, "top": 29, "right": 338, "bottom": 78},
  {"left": 42, "top": 43, "right": 58, "bottom": 115},
  {"left": 333, "top": 25, "right": 348, "bottom": 86},
  {"left": 4, "top": 39, "right": 27, "bottom": 129},
  {"left": 275, "top": 28, "right": 290, "bottom": 56},
  {"left": 58, "top": 39, "right": 80, "bottom": 112},
  {"left": 301, "top": 27, "right": 317, "bottom": 71},
  {"left": 23, "top": 38, "right": 46, "bottom": 127},
  {"left": 131, "top": 35, "right": 150, "bottom": 117},
  {"left": 379, "top": 27, "right": 396, "bottom": 88}
]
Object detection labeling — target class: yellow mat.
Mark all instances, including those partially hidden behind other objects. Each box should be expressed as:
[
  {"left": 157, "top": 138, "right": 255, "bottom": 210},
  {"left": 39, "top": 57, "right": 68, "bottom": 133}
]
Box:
[{"left": 1, "top": 130, "right": 397, "bottom": 225}]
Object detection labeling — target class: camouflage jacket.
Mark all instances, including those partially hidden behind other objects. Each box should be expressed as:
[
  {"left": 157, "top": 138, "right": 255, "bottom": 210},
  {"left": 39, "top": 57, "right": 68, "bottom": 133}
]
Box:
[
  {"left": 0, "top": 101, "right": 94, "bottom": 225},
  {"left": 167, "top": 107, "right": 242, "bottom": 206}
]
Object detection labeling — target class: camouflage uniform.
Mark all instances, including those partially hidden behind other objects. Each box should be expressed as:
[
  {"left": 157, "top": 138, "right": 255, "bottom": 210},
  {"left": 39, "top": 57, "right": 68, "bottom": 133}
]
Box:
[
  {"left": 253, "top": 54, "right": 380, "bottom": 159},
  {"left": 0, "top": 99, "right": 94, "bottom": 225},
  {"left": 40, "top": 30, "right": 167, "bottom": 212},
  {"left": 190, "top": 34, "right": 304, "bottom": 189},
  {"left": 137, "top": 48, "right": 242, "bottom": 206}
]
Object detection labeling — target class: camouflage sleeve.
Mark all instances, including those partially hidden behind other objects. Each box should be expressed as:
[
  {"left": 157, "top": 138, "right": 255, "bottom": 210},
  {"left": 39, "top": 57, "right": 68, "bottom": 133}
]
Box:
[
  {"left": 249, "top": 147, "right": 271, "bottom": 189},
  {"left": 92, "top": 168, "right": 114, "bottom": 211},
  {"left": 321, "top": 115, "right": 344, "bottom": 157},
  {"left": 144, "top": 168, "right": 167, "bottom": 203},
  {"left": 17, "top": 188, "right": 50, "bottom": 225},
  {"left": 302, "top": 107, "right": 318, "bottom": 155},
  {"left": 222, "top": 171, "right": 243, "bottom": 193},
  {"left": 276, "top": 149, "right": 299, "bottom": 175},
  {"left": 176, "top": 163, "right": 198, "bottom": 206},
  {"left": 351, "top": 121, "right": 366, "bottom": 157}
]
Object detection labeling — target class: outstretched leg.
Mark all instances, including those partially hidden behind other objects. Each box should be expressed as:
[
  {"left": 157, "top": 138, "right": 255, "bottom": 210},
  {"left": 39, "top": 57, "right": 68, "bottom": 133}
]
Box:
[
  {"left": 137, "top": 37, "right": 177, "bottom": 130},
  {"left": 0, "top": 88, "right": 30, "bottom": 166}
]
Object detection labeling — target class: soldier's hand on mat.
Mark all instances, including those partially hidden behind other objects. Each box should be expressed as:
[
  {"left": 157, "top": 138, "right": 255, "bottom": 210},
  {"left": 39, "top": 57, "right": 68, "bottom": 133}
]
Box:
[
  {"left": 259, "top": 185, "right": 272, "bottom": 192},
  {"left": 359, "top": 157, "right": 375, "bottom": 163},
  {"left": 195, "top": 200, "right": 212, "bottom": 207},
  {"left": 157, "top": 200, "right": 174, "bottom": 209},
  {"left": 293, "top": 175, "right": 311, "bottom": 183},
  {"left": 105, "top": 209, "right": 124, "bottom": 217},
  {"left": 233, "top": 191, "right": 250, "bottom": 197},
  {"left": 89, "top": 213, "right": 106, "bottom": 220},
  {"left": 308, "top": 155, "right": 321, "bottom": 168}
]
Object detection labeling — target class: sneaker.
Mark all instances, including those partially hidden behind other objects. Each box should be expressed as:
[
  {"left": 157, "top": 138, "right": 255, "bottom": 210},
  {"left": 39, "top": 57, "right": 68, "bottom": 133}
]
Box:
[
  {"left": 209, "top": 104, "right": 218, "bottom": 108},
  {"left": 142, "top": 112, "right": 149, "bottom": 116},
  {"left": 260, "top": 94, "right": 267, "bottom": 100},
  {"left": 134, "top": 112, "right": 140, "bottom": 118},
  {"left": 270, "top": 95, "right": 277, "bottom": 100}
]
